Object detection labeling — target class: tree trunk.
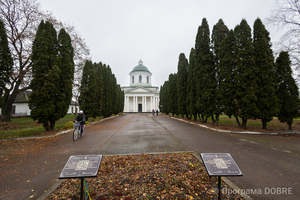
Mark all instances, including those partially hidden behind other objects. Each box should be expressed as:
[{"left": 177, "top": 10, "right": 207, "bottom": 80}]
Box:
[
  {"left": 1, "top": 84, "right": 28, "bottom": 122},
  {"left": 262, "top": 119, "right": 267, "bottom": 129},
  {"left": 1, "top": 91, "right": 19, "bottom": 122},
  {"left": 242, "top": 117, "right": 247, "bottom": 129},
  {"left": 43, "top": 122, "right": 50, "bottom": 131},
  {"left": 214, "top": 114, "right": 219, "bottom": 126},
  {"left": 1, "top": 102, "right": 12, "bottom": 122},
  {"left": 288, "top": 123, "right": 292, "bottom": 130},
  {"left": 235, "top": 116, "right": 241, "bottom": 128},
  {"left": 193, "top": 114, "right": 197, "bottom": 121},
  {"left": 50, "top": 120, "right": 55, "bottom": 130},
  {"left": 212, "top": 115, "right": 216, "bottom": 126}
]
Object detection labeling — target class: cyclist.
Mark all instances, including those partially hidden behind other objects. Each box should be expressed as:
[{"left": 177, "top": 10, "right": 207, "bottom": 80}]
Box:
[{"left": 74, "top": 110, "right": 85, "bottom": 135}]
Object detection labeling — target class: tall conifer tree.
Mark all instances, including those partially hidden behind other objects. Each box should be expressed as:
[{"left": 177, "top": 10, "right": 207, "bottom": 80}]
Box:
[
  {"left": 168, "top": 73, "right": 177, "bottom": 116},
  {"left": 187, "top": 48, "right": 197, "bottom": 120},
  {"left": 176, "top": 53, "right": 188, "bottom": 118},
  {"left": 233, "top": 19, "right": 257, "bottom": 128},
  {"left": 118, "top": 84, "right": 124, "bottom": 114},
  {"left": 253, "top": 18, "right": 279, "bottom": 129},
  {"left": 219, "top": 30, "right": 238, "bottom": 119},
  {"left": 275, "top": 51, "right": 300, "bottom": 130},
  {"left": 107, "top": 66, "right": 113, "bottom": 116},
  {"left": 94, "top": 62, "right": 103, "bottom": 117},
  {"left": 0, "top": 19, "right": 13, "bottom": 109},
  {"left": 101, "top": 64, "right": 109, "bottom": 117},
  {"left": 160, "top": 81, "right": 169, "bottom": 114},
  {"left": 57, "top": 28, "right": 74, "bottom": 119},
  {"left": 194, "top": 18, "right": 214, "bottom": 122},
  {"left": 211, "top": 19, "right": 229, "bottom": 125},
  {"left": 112, "top": 74, "right": 118, "bottom": 115},
  {"left": 29, "top": 20, "right": 60, "bottom": 131},
  {"left": 79, "top": 60, "right": 96, "bottom": 121}
]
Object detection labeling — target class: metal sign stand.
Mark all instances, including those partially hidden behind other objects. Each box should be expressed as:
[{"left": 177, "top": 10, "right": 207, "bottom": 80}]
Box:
[
  {"left": 59, "top": 155, "right": 102, "bottom": 200},
  {"left": 80, "top": 178, "right": 84, "bottom": 200},
  {"left": 200, "top": 153, "right": 243, "bottom": 200}
]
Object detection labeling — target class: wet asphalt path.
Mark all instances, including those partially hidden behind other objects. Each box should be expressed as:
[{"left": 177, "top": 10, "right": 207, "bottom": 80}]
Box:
[{"left": 0, "top": 113, "right": 299, "bottom": 200}]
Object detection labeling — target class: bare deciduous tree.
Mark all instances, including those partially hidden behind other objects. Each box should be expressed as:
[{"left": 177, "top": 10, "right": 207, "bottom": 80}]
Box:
[
  {"left": 267, "top": 0, "right": 300, "bottom": 80},
  {"left": 0, "top": 0, "right": 89, "bottom": 121}
]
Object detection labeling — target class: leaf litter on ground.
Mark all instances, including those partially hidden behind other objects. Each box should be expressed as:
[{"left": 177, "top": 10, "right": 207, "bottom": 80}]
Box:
[{"left": 46, "top": 153, "right": 244, "bottom": 200}]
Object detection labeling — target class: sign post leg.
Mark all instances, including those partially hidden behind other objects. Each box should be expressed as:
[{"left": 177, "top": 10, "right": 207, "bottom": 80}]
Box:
[
  {"left": 81, "top": 178, "right": 84, "bottom": 200},
  {"left": 218, "top": 176, "right": 221, "bottom": 200}
]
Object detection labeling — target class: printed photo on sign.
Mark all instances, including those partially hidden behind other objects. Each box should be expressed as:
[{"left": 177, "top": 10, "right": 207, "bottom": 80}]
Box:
[
  {"left": 75, "top": 160, "right": 90, "bottom": 170},
  {"left": 213, "top": 158, "right": 228, "bottom": 169}
]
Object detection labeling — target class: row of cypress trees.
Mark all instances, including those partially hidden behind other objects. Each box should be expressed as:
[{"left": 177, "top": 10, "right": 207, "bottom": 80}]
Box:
[
  {"left": 79, "top": 60, "right": 124, "bottom": 121},
  {"left": 29, "top": 20, "right": 74, "bottom": 131},
  {"left": 28, "top": 20, "right": 124, "bottom": 129},
  {"left": 160, "top": 18, "right": 300, "bottom": 130}
]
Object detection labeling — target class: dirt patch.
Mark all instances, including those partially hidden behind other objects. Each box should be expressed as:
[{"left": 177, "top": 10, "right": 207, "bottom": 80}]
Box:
[
  {"left": 0, "top": 122, "right": 23, "bottom": 130},
  {"left": 0, "top": 121, "right": 41, "bottom": 130},
  {"left": 46, "top": 153, "right": 244, "bottom": 200}
]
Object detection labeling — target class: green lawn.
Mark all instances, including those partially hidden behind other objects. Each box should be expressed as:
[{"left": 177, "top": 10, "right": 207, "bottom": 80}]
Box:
[
  {"left": 0, "top": 114, "right": 76, "bottom": 139},
  {"left": 167, "top": 113, "right": 300, "bottom": 131}
]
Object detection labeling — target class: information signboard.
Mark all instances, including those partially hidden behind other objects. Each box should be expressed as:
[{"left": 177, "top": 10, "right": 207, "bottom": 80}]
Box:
[
  {"left": 59, "top": 155, "right": 102, "bottom": 179},
  {"left": 200, "top": 153, "right": 243, "bottom": 176}
]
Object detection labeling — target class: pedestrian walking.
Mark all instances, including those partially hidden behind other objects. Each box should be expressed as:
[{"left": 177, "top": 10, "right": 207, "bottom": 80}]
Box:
[
  {"left": 156, "top": 109, "right": 158, "bottom": 116},
  {"left": 152, "top": 109, "right": 155, "bottom": 116}
]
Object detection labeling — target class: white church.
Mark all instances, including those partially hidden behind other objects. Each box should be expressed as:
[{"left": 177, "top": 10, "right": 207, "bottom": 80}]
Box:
[{"left": 122, "top": 59, "right": 160, "bottom": 113}]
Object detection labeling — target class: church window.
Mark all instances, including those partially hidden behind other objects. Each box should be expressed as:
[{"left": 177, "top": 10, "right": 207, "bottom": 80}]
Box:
[
  {"left": 132, "top": 76, "right": 134, "bottom": 83},
  {"left": 139, "top": 75, "right": 142, "bottom": 83},
  {"left": 147, "top": 76, "right": 149, "bottom": 83}
]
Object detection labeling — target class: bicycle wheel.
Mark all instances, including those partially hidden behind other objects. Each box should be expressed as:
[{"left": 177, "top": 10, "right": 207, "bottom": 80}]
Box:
[{"left": 73, "top": 127, "right": 78, "bottom": 141}]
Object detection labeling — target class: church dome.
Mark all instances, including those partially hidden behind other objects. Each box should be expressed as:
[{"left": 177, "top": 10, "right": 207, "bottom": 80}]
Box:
[{"left": 130, "top": 59, "right": 152, "bottom": 74}]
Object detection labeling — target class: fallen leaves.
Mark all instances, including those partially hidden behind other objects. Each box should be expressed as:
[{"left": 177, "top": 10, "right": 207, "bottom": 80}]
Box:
[{"left": 46, "top": 153, "right": 244, "bottom": 200}]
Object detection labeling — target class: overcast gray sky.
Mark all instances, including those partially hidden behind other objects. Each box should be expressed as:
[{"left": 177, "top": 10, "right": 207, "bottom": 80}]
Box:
[{"left": 39, "top": 0, "right": 279, "bottom": 88}]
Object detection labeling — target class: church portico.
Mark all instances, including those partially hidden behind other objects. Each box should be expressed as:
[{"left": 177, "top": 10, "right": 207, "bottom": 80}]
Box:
[
  {"left": 124, "top": 95, "right": 159, "bottom": 112},
  {"left": 122, "top": 60, "right": 160, "bottom": 113}
]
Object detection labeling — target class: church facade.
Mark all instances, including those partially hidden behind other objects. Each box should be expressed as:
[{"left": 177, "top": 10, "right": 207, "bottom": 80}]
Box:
[{"left": 122, "top": 60, "right": 160, "bottom": 113}]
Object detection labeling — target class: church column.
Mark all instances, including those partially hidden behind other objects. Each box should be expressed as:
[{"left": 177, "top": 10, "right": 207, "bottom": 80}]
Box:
[
  {"left": 124, "top": 96, "right": 127, "bottom": 112},
  {"left": 126, "top": 96, "right": 129, "bottom": 112},
  {"left": 142, "top": 96, "right": 144, "bottom": 112},
  {"left": 135, "top": 96, "right": 137, "bottom": 112},
  {"left": 132, "top": 96, "right": 134, "bottom": 112},
  {"left": 144, "top": 96, "right": 147, "bottom": 112},
  {"left": 127, "top": 96, "right": 130, "bottom": 112},
  {"left": 133, "top": 96, "right": 135, "bottom": 112},
  {"left": 151, "top": 96, "right": 153, "bottom": 111}
]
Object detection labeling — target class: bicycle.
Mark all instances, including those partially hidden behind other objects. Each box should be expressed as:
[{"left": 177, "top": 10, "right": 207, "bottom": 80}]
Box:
[{"left": 73, "top": 121, "right": 84, "bottom": 141}]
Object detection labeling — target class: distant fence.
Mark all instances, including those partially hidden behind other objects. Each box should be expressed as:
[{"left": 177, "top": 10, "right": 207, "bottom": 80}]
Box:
[{"left": 12, "top": 112, "right": 29, "bottom": 118}]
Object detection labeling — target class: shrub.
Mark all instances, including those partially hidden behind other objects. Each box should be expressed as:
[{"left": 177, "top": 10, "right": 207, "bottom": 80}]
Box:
[{"left": 64, "top": 121, "right": 74, "bottom": 129}]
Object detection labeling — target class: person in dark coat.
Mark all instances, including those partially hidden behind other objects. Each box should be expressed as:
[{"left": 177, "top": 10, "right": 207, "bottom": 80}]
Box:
[
  {"left": 152, "top": 109, "right": 155, "bottom": 116},
  {"left": 156, "top": 109, "right": 158, "bottom": 116},
  {"left": 74, "top": 110, "right": 86, "bottom": 134}
]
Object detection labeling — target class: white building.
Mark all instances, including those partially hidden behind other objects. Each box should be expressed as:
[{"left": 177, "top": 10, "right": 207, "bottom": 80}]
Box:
[
  {"left": 122, "top": 60, "right": 160, "bottom": 113},
  {"left": 0, "top": 91, "right": 78, "bottom": 117}
]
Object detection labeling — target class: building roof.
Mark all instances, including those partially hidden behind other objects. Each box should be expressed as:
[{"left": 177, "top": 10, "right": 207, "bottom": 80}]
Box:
[
  {"left": 13, "top": 90, "right": 79, "bottom": 105},
  {"left": 14, "top": 91, "right": 32, "bottom": 103},
  {"left": 130, "top": 59, "right": 152, "bottom": 74}
]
